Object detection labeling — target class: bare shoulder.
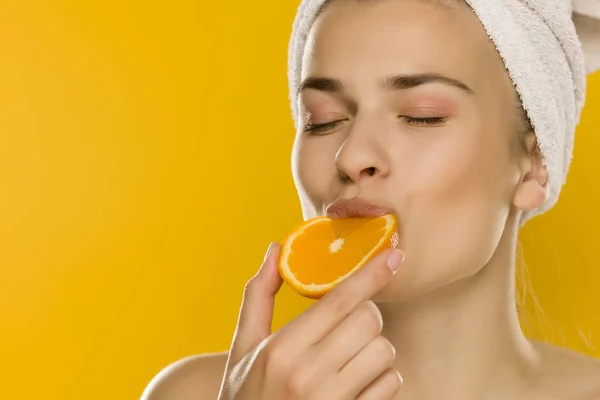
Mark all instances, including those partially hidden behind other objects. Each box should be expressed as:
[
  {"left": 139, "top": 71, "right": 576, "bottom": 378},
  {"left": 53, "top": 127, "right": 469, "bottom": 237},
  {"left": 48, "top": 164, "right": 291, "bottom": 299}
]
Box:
[
  {"left": 533, "top": 341, "right": 600, "bottom": 399},
  {"left": 141, "top": 352, "right": 229, "bottom": 400}
]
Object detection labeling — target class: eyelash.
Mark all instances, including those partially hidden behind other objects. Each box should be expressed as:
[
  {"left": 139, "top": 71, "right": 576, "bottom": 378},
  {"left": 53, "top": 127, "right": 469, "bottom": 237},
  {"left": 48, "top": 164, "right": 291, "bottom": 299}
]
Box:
[
  {"left": 401, "top": 116, "right": 447, "bottom": 126},
  {"left": 303, "top": 116, "right": 447, "bottom": 134},
  {"left": 304, "top": 120, "right": 345, "bottom": 133}
]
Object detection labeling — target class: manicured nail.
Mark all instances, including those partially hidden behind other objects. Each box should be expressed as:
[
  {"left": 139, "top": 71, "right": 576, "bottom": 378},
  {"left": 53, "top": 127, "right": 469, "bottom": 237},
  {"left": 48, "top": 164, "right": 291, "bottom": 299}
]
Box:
[
  {"left": 387, "top": 250, "right": 405, "bottom": 273},
  {"left": 264, "top": 242, "right": 275, "bottom": 262}
]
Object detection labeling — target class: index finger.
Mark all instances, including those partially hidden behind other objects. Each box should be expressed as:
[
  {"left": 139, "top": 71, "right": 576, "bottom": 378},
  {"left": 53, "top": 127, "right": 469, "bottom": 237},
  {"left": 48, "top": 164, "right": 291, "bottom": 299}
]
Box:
[{"left": 281, "top": 248, "right": 404, "bottom": 345}]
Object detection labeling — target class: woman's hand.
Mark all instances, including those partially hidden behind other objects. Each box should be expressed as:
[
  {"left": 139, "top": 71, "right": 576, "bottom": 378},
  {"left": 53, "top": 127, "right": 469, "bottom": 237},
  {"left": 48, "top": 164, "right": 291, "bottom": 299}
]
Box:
[{"left": 218, "top": 243, "right": 405, "bottom": 400}]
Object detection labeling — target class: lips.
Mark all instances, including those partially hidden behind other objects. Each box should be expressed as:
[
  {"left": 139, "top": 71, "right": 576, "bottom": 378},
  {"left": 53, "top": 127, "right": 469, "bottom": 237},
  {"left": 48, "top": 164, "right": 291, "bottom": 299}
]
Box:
[{"left": 326, "top": 197, "right": 396, "bottom": 219}]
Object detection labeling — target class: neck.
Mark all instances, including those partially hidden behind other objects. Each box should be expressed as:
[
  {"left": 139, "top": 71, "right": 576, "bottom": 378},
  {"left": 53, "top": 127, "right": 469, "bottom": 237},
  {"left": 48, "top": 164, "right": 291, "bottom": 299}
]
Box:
[{"left": 377, "top": 224, "right": 543, "bottom": 399}]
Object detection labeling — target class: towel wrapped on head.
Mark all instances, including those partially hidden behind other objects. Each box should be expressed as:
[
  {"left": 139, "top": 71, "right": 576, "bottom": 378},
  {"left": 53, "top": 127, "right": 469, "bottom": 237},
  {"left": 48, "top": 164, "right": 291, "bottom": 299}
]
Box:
[{"left": 287, "top": 0, "right": 600, "bottom": 226}]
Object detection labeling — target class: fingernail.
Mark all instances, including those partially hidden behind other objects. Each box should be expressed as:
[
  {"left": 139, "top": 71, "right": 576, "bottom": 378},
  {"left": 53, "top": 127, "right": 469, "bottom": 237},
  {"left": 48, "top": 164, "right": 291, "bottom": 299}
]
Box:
[
  {"left": 387, "top": 250, "right": 405, "bottom": 273},
  {"left": 263, "top": 242, "right": 275, "bottom": 262}
]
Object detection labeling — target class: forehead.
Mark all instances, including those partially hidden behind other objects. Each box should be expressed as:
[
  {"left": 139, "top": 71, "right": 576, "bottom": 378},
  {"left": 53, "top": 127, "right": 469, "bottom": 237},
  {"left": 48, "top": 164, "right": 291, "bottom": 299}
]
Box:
[
  {"left": 319, "top": 0, "right": 462, "bottom": 12},
  {"left": 302, "top": 0, "right": 497, "bottom": 85}
]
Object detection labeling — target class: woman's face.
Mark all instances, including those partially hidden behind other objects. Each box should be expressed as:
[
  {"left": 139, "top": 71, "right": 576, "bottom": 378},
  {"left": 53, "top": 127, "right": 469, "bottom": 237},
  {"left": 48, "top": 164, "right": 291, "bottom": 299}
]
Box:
[{"left": 291, "top": 0, "right": 541, "bottom": 301}]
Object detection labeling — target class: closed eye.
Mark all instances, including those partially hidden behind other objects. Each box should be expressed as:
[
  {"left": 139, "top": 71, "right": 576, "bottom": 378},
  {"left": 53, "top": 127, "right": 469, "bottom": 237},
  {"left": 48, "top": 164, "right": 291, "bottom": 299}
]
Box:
[
  {"left": 304, "top": 116, "right": 446, "bottom": 134},
  {"left": 401, "top": 116, "right": 447, "bottom": 126},
  {"left": 303, "top": 120, "right": 346, "bottom": 134}
]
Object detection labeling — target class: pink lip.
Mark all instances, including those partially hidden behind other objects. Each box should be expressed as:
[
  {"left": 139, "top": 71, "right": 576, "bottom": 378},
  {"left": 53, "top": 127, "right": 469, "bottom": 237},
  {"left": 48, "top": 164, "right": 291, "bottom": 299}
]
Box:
[{"left": 326, "top": 197, "right": 397, "bottom": 219}]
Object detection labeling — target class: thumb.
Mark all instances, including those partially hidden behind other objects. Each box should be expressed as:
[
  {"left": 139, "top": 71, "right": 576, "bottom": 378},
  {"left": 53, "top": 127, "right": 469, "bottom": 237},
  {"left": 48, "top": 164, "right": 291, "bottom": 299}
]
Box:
[{"left": 228, "top": 242, "right": 283, "bottom": 365}]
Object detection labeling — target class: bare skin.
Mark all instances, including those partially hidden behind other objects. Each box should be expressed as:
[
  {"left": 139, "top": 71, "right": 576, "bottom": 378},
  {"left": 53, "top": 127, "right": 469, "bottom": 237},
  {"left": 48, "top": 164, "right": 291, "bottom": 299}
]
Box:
[
  {"left": 141, "top": 347, "right": 600, "bottom": 400},
  {"left": 141, "top": 246, "right": 600, "bottom": 400},
  {"left": 142, "top": 0, "right": 600, "bottom": 399}
]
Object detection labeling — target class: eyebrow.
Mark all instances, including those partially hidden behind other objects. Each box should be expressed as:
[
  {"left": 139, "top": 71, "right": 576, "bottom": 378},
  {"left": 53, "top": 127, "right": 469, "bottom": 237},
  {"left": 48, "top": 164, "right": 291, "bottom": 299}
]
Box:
[{"left": 297, "top": 73, "right": 474, "bottom": 97}]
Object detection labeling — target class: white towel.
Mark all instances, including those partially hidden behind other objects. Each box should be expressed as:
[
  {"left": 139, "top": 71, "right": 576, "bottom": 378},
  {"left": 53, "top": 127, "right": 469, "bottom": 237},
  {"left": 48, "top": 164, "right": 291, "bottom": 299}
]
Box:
[{"left": 287, "top": 0, "right": 600, "bottom": 226}]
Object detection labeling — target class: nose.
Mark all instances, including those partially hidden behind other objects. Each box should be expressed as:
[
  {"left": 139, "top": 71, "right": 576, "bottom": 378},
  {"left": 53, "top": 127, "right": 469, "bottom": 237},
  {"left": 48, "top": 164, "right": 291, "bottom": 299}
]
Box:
[{"left": 334, "top": 123, "right": 390, "bottom": 184}]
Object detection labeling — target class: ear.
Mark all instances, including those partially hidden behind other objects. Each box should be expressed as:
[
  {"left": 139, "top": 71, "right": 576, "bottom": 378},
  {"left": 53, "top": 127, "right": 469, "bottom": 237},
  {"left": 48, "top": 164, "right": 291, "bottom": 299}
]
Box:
[{"left": 512, "top": 136, "right": 549, "bottom": 211}]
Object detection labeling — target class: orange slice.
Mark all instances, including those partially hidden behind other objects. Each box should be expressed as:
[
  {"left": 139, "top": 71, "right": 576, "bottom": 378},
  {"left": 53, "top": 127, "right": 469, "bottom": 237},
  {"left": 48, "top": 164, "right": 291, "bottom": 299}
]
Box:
[{"left": 278, "top": 214, "right": 399, "bottom": 299}]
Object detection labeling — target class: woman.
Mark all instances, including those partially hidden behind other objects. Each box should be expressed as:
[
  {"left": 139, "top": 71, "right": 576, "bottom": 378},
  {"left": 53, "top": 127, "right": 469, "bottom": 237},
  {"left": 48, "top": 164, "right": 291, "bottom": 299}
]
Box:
[{"left": 143, "top": 0, "right": 600, "bottom": 399}]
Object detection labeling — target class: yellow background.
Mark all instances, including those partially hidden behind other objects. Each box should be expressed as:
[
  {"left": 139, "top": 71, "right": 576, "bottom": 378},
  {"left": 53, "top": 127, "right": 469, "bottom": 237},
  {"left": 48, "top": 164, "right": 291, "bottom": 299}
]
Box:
[{"left": 1, "top": 1, "right": 599, "bottom": 399}]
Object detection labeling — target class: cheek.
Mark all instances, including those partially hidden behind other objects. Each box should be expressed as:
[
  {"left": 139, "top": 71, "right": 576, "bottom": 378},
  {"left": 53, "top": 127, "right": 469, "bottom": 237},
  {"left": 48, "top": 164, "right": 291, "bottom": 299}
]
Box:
[
  {"left": 402, "top": 124, "right": 513, "bottom": 218},
  {"left": 375, "top": 129, "right": 516, "bottom": 301},
  {"left": 292, "top": 135, "right": 340, "bottom": 215},
  {"left": 399, "top": 128, "right": 513, "bottom": 275}
]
